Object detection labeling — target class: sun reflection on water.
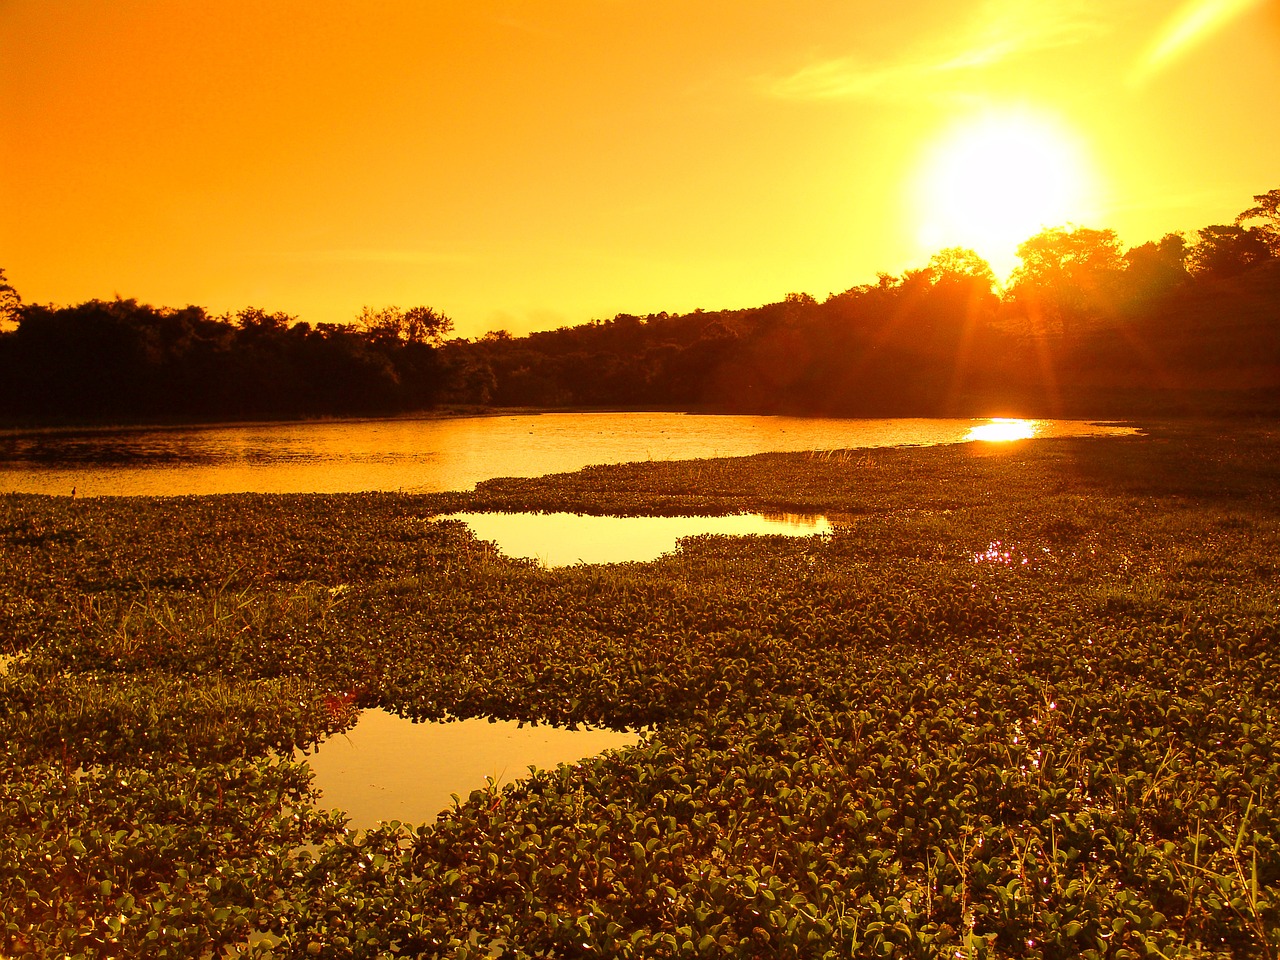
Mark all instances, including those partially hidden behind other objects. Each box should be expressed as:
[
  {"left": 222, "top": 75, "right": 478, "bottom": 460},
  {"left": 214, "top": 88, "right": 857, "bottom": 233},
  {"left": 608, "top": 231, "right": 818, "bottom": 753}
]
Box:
[{"left": 965, "top": 418, "right": 1039, "bottom": 442}]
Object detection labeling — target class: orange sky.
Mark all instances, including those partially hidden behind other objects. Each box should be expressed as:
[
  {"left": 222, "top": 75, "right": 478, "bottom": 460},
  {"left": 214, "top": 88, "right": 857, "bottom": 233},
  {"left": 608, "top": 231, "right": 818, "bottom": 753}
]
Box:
[{"left": 3, "top": 1, "right": 1278, "bottom": 338}]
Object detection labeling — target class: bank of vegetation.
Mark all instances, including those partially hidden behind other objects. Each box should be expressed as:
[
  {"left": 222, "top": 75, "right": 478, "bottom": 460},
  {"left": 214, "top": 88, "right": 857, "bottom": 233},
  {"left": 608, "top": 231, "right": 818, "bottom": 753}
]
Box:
[
  {"left": 1, "top": 190, "right": 1278, "bottom": 424},
  {"left": 2, "top": 422, "right": 1278, "bottom": 957}
]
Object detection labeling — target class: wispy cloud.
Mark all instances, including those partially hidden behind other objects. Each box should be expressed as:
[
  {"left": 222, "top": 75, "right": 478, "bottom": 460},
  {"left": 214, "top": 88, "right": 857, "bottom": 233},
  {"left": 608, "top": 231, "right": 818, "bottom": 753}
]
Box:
[
  {"left": 257, "top": 249, "right": 474, "bottom": 266},
  {"left": 1129, "top": 0, "right": 1267, "bottom": 87},
  {"left": 769, "top": 58, "right": 899, "bottom": 101},
  {"left": 769, "top": 1, "right": 1108, "bottom": 100}
]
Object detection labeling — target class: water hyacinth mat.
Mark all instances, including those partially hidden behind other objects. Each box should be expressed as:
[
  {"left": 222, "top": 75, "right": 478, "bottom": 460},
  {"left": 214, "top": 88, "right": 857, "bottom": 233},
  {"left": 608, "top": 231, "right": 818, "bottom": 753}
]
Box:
[{"left": 2, "top": 420, "right": 1279, "bottom": 958}]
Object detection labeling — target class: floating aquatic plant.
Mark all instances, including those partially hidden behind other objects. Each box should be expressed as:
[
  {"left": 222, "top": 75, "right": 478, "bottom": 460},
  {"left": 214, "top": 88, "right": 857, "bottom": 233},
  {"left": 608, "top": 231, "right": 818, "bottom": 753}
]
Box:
[{"left": 1, "top": 421, "right": 1278, "bottom": 957}]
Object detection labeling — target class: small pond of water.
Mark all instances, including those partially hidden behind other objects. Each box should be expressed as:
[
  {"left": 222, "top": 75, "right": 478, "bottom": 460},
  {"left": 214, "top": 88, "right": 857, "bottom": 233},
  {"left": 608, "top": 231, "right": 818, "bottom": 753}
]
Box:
[
  {"left": 442, "top": 511, "right": 833, "bottom": 567},
  {"left": 301, "top": 710, "right": 640, "bottom": 831}
]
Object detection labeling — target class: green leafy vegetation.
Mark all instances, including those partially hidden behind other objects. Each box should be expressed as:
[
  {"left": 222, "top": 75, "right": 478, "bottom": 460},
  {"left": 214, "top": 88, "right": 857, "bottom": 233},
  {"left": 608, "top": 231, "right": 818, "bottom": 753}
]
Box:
[{"left": 2, "top": 422, "right": 1279, "bottom": 957}]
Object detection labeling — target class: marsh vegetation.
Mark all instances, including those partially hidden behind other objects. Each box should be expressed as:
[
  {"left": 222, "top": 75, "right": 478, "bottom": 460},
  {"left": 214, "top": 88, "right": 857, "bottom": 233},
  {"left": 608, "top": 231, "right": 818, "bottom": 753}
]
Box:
[{"left": 2, "top": 421, "right": 1279, "bottom": 957}]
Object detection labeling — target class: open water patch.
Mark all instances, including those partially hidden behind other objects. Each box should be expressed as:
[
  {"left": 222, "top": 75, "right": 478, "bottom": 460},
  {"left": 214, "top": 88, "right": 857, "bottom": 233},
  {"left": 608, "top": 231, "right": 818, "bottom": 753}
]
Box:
[
  {"left": 440, "top": 511, "right": 833, "bottom": 567},
  {"left": 301, "top": 710, "right": 640, "bottom": 831},
  {"left": 0, "top": 414, "right": 1138, "bottom": 496}
]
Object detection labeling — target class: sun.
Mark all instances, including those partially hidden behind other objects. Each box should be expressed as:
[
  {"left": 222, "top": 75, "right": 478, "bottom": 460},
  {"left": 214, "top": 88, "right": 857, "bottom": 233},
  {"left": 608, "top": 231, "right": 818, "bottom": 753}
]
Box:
[{"left": 912, "top": 109, "right": 1097, "bottom": 280}]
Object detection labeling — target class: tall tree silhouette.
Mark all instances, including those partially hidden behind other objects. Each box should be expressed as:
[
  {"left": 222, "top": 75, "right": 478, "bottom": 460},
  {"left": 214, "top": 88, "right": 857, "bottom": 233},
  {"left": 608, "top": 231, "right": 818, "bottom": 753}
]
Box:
[
  {"left": 1187, "top": 224, "right": 1275, "bottom": 280},
  {"left": 0, "top": 268, "right": 19, "bottom": 327},
  {"left": 1119, "top": 233, "right": 1189, "bottom": 309},
  {"left": 1235, "top": 188, "right": 1280, "bottom": 253},
  {"left": 1007, "top": 227, "right": 1125, "bottom": 338}
]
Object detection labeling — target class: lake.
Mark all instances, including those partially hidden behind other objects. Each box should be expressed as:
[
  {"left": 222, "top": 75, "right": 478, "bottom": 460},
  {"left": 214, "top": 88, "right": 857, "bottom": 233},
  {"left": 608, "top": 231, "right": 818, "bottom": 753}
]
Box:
[
  {"left": 0, "top": 412, "right": 1135, "bottom": 497},
  {"left": 4, "top": 411, "right": 1135, "bottom": 829}
]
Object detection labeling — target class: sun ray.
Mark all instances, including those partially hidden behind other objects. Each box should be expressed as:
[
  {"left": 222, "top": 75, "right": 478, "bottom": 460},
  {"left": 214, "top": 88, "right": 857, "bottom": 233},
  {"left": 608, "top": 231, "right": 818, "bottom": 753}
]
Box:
[{"left": 1131, "top": 0, "right": 1268, "bottom": 85}]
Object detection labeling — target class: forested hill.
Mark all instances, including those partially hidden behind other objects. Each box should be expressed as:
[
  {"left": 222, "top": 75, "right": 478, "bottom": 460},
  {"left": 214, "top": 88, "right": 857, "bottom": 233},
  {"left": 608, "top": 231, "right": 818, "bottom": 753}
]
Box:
[
  {"left": 450, "top": 257, "right": 1280, "bottom": 418},
  {"left": 2, "top": 190, "right": 1278, "bottom": 423}
]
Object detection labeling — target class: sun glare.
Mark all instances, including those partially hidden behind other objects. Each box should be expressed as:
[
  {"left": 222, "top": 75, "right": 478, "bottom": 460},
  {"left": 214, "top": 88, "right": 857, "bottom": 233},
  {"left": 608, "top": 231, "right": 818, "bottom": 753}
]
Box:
[
  {"left": 913, "top": 110, "right": 1096, "bottom": 280},
  {"left": 966, "top": 418, "right": 1039, "bottom": 442}
]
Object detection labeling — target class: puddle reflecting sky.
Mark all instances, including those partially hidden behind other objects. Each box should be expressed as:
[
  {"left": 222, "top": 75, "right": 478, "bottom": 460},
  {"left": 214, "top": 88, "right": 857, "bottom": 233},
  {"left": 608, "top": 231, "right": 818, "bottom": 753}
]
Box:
[
  {"left": 441, "top": 512, "right": 833, "bottom": 566},
  {"left": 302, "top": 710, "right": 639, "bottom": 830}
]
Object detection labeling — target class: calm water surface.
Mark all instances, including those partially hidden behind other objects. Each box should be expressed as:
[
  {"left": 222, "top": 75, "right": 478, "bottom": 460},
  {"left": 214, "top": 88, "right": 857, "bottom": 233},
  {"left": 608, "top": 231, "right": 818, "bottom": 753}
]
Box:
[
  {"left": 0, "top": 413, "right": 1135, "bottom": 496},
  {"left": 302, "top": 711, "right": 640, "bottom": 831},
  {"left": 443, "top": 511, "right": 833, "bottom": 567}
]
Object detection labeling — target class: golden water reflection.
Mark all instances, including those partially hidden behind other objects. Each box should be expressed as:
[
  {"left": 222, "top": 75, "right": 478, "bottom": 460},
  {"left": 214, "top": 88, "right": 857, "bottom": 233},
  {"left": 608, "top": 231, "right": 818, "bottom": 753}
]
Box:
[
  {"left": 965, "top": 418, "right": 1039, "bottom": 442},
  {"left": 302, "top": 710, "right": 640, "bottom": 831},
  {"left": 442, "top": 512, "right": 833, "bottom": 567},
  {"left": 0, "top": 413, "right": 1137, "bottom": 496}
]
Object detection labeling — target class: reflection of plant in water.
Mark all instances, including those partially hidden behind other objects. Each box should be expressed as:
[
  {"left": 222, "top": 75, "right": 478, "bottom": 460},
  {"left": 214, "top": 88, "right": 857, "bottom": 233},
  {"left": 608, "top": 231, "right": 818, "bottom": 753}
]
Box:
[{"left": 323, "top": 689, "right": 361, "bottom": 728}]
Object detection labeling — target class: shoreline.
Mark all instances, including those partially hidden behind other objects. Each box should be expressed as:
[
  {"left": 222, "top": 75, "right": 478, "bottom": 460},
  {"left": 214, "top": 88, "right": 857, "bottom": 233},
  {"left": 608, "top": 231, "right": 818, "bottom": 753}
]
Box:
[{"left": 0, "top": 407, "right": 1167, "bottom": 440}]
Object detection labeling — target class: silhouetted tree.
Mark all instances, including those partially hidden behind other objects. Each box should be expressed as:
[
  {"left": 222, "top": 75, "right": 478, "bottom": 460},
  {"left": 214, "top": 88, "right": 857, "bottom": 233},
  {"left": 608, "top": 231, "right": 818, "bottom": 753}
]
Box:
[
  {"left": 1119, "top": 233, "right": 1189, "bottom": 309},
  {"left": 404, "top": 305, "right": 454, "bottom": 345},
  {"left": 1007, "top": 227, "right": 1125, "bottom": 338},
  {"left": 924, "top": 247, "right": 997, "bottom": 291},
  {"left": 0, "top": 268, "right": 19, "bottom": 328},
  {"left": 1235, "top": 187, "right": 1280, "bottom": 254},
  {"left": 4, "top": 299, "right": 224, "bottom": 417},
  {"left": 918, "top": 248, "right": 1003, "bottom": 401},
  {"left": 234, "top": 306, "right": 294, "bottom": 335},
  {"left": 358, "top": 305, "right": 454, "bottom": 347},
  {"left": 1187, "top": 224, "right": 1275, "bottom": 280},
  {"left": 438, "top": 340, "right": 497, "bottom": 405}
]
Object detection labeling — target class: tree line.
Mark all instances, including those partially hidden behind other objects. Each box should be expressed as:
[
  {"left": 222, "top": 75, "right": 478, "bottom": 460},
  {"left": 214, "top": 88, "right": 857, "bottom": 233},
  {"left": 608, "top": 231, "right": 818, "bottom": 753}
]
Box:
[
  {"left": 0, "top": 300, "right": 455, "bottom": 421},
  {"left": 1, "top": 187, "right": 1277, "bottom": 423}
]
